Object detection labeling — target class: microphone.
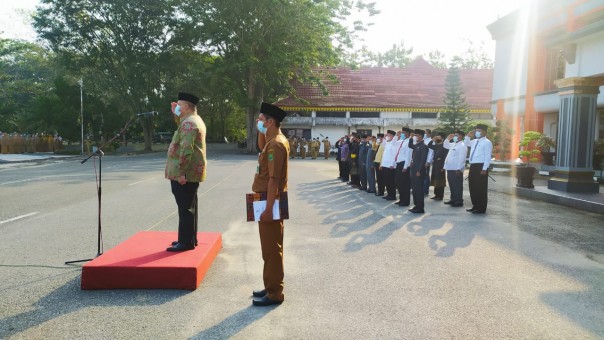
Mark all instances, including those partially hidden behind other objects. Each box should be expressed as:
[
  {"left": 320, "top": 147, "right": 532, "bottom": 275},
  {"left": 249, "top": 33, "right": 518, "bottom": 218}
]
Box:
[{"left": 136, "top": 111, "right": 158, "bottom": 116}]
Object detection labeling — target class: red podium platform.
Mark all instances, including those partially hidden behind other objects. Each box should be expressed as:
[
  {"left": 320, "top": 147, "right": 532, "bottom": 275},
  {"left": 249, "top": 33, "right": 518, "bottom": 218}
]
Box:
[{"left": 81, "top": 231, "right": 222, "bottom": 290}]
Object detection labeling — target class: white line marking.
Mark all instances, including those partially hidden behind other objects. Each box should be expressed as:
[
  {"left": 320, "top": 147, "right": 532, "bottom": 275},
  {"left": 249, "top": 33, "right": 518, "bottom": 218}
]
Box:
[
  {"left": 0, "top": 212, "right": 39, "bottom": 225},
  {"left": 0, "top": 174, "right": 92, "bottom": 186},
  {"left": 128, "top": 180, "right": 145, "bottom": 186}
]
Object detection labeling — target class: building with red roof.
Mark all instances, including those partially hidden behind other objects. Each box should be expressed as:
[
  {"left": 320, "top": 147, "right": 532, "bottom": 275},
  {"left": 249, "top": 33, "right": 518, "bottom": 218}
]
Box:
[{"left": 274, "top": 57, "right": 493, "bottom": 145}]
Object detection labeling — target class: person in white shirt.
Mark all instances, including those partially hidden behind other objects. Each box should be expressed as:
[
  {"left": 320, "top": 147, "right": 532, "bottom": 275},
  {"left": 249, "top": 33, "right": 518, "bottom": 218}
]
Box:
[
  {"left": 379, "top": 130, "right": 398, "bottom": 200},
  {"left": 464, "top": 124, "right": 493, "bottom": 214},
  {"left": 443, "top": 130, "right": 467, "bottom": 207},
  {"left": 394, "top": 127, "right": 413, "bottom": 206}
]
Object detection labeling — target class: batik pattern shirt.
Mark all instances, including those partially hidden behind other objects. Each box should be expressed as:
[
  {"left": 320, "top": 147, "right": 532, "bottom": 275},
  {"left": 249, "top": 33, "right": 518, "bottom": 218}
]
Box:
[{"left": 165, "top": 114, "right": 207, "bottom": 182}]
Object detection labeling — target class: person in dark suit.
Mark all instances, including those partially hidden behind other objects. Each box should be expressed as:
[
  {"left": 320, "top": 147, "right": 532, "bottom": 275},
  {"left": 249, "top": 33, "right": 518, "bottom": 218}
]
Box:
[
  {"left": 408, "top": 129, "right": 429, "bottom": 213},
  {"left": 427, "top": 132, "right": 449, "bottom": 200}
]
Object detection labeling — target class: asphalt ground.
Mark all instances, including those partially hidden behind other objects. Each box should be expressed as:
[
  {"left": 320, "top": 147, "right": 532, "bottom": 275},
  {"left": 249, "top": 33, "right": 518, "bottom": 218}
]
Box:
[{"left": 0, "top": 145, "right": 603, "bottom": 339}]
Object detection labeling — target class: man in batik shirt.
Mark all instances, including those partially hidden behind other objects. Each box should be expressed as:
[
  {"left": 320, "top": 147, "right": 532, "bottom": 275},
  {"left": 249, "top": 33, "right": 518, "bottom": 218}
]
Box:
[{"left": 165, "top": 92, "right": 207, "bottom": 252}]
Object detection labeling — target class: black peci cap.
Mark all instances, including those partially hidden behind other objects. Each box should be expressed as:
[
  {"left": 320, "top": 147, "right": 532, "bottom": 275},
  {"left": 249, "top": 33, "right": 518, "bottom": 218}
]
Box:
[
  {"left": 476, "top": 124, "right": 488, "bottom": 131},
  {"left": 178, "top": 92, "right": 200, "bottom": 105},
  {"left": 260, "top": 102, "right": 287, "bottom": 122},
  {"left": 402, "top": 127, "right": 412, "bottom": 133},
  {"left": 414, "top": 129, "right": 425, "bottom": 135},
  {"left": 456, "top": 130, "right": 466, "bottom": 136},
  {"left": 387, "top": 130, "right": 396, "bottom": 136}
]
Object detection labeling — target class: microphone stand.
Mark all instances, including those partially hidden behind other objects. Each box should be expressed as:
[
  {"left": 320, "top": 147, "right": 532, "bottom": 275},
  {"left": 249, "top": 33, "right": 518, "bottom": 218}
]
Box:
[{"left": 65, "top": 115, "right": 141, "bottom": 264}]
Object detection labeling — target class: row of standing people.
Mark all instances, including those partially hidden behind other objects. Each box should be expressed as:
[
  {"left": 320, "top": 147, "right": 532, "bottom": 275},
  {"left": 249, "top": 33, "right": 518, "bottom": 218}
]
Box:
[
  {"left": 0, "top": 132, "right": 63, "bottom": 154},
  {"left": 334, "top": 124, "right": 493, "bottom": 214},
  {"left": 287, "top": 137, "right": 331, "bottom": 160}
]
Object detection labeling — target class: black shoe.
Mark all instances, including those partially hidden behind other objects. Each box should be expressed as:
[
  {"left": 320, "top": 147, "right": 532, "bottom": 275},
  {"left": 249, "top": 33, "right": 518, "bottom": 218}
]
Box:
[
  {"left": 443, "top": 200, "right": 452, "bottom": 205},
  {"left": 166, "top": 243, "right": 195, "bottom": 252},
  {"left": 395, "top": 201, "right": 402, "bottom": 205},
  {"left": 385, "top": 196, "right": 396, "bottom": 201},
  {"left": 367, "top": 190, "right": 376, "bottom": 194},
  {"left": 472, "top": 210, "right": 486, "bottom": 214},
  {"left": 410, "top": 209, "right": 425, "bottom": 213},
  {"left": 433, "top": 197, "right": 443, "bottom": 201},
  {"left": 451, "top": 203, "right": 464, "bottom": 207},
  {"left": 171, "top": 241, "right": 178, "bottom": 246},
  {"left": 252, "top": 289, "right": 267, "bottom": 298},
  {"left": 466, "top": 208, "right": 476, "bottom": 212},
  {"left": 398, "top": 202, "right": 410, "bottom": 207},
  {"left": 430, "top": 196, "right": 437, "bottom": 200},
  {"left": 252, "top": 296, "right": 283, "bottom": 307},
  {"left": 382, "top": 196, "right": 388, "bottom": 199}
]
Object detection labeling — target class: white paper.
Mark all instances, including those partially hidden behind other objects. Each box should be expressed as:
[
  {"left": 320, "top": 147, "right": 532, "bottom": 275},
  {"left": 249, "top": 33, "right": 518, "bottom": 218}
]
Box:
[{"left": 252, "top": 200, "right": 280, "bottom": 221}]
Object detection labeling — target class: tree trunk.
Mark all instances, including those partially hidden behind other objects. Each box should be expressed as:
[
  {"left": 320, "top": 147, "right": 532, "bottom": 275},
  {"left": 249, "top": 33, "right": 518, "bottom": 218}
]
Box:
[
  {"left": 141, "top": 118, "right": 153, "bottom": 152},
  {"left": 245, "top": 67, "right": 262, "bottom": 154}
]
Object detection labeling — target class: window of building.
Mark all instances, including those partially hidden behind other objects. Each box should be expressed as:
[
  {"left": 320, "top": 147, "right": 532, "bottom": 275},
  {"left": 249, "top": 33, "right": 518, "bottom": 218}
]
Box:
[
  {"left": 544, "top": 49, "right": 566, "bottom": 91},
  {"left": 350, "top": 111, "right": 379, "bottom": 118},
  {"left": 316, "top": 111, "right": 346, "bottom": 118},
  {"left": 411, "top": 112, "right": 438, "bottom": 118}
]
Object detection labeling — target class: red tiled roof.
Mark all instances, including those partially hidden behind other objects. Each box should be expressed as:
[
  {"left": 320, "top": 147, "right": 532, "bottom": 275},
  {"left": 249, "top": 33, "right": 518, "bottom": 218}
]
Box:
[{"left": 274, "top": 57, "right": 493, "bottom": 111}]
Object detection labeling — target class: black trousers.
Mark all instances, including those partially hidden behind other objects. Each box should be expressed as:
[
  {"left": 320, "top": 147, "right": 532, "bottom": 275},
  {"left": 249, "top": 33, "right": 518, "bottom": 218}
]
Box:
[
  {"left": 383, "top": 167, "right": 396, "bottom": 198},
  {"left": 171, "top": 180, "right": 199, "bottom": 246},
  {"left": 375, "top": 162, "right": 384, "bottom": 194},
  {"left": 411, "top": 171, "right": 425, "bottom": 210},
  {"left": 469, "top": 163, "right": 488, "bottom": 211},
  {"left": 395, "top": 162, "right": 410, "bottom": 205},
  {"left": 340, "top": 161, "right": 350, "bottom": 181},
  {"left": 338, "top": 160, "right": 343, "bottom": 178},
  {"left": 447, "top": 170, "right": 464, "bottom": 204}
]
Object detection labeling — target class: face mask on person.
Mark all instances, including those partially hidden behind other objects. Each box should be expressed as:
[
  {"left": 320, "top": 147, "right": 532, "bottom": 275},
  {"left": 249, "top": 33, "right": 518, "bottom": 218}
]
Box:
[
  {"left": 257, "top": 120, "right": 268, "bottom": 134},
  {"left": 174, "top": 105, "right": 182, "bottom": 117},
  {"left": 424, "top": 134, "right": 428, "bottom": 139},
  {"left": 377, "top": 138, "right": 382, "bottom": 144},
  {"left": 475, "top": 131, "right": 482, "bottom": 138},
  {"left": 453, "top": 136, "right": 459, "bottom": 143},
  {"left": 413, "top": 136, "right": 418, "bottom": 142}
]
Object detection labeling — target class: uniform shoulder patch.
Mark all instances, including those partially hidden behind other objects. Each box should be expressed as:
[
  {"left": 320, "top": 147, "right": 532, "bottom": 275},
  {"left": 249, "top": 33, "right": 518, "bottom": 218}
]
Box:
[{"left": 268, "top": 149, "right": 274, "bottom": 161}]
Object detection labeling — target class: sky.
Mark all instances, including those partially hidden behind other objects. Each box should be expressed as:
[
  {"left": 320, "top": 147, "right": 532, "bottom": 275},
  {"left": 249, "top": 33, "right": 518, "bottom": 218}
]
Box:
[{"left": 0, "top": 0, "right": 524, "bottom": 61}]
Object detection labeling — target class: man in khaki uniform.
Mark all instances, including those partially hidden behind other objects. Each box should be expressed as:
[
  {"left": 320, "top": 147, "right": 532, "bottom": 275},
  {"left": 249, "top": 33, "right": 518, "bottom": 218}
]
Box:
[
  {"left": 251, "top": 102, "right": 289, "bottom": 307},
  {"left": 288, "top": 137, "right": 295, "bottom": 159},
  {"left": 310, "top": 138, "right": 317, "bottom": 159},
  {"left": 300, "top": 138, "right": 307, "bottom": 159},
  {"left": 322, "top": 137, "right": 331, "bottom": 159}
]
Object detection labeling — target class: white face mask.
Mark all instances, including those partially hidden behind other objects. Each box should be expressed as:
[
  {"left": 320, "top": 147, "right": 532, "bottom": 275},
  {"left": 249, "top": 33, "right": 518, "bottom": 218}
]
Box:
[
  {"left": 413, "top": 136, "right": 418, "bottom": 142},
  {"left": 377, "top": 138, "right": 382, "bottom": 144}
]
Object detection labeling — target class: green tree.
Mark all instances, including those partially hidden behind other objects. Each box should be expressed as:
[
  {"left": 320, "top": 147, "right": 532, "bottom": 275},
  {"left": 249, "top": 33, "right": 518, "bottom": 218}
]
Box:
[
  {"left": 188, "top": 0, "right": 378, "bottom": 152},
  {"left": 438, "top": 64, "right": 473, "bottom": 134},
  {"left": 362, "top": 41, "right": 414, "bottom": 68},
  {"left": 33, "top": 0, "right": 190, "bottom": 151},
  {"left": 450, "top": 41, "right": 494, "bottom": 69},
  {"left": 425, "top": 50, "right": 447, "bottom": 69},
  {"left": 0, "top": 39, "right": 57, "bottom": 132}
]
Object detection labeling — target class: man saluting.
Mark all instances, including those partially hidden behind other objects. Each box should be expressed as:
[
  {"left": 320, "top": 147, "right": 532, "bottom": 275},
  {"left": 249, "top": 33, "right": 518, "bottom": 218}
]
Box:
[{"left": 251, "top": 102, "right": 290, "bottom": 306}]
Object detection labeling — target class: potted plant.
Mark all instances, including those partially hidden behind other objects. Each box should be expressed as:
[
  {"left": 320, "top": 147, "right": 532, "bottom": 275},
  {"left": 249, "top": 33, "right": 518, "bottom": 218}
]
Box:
[
  {"left": 537, "top": 134, "right": 556, "bottom": 166},
  {"left": 516, "top": 131, "right": 542, "bottom": 189}
]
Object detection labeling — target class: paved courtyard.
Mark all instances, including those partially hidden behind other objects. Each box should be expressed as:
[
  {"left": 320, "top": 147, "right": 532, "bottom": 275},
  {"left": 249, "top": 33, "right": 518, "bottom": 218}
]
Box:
[{"left": 0, "top": 145, "right": 603, "bottom": 339}]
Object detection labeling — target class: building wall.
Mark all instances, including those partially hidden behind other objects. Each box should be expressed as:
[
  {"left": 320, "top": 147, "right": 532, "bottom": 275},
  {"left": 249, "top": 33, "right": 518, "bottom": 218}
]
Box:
[
  {"left": 565, "top": 31, "right": 604, "bottom": 77},
  {"left": 492, "top": 30, "right": 529, "bottom": 104},
  {"left": 311, "top": 126, "right": 347, "bottom": 153}
]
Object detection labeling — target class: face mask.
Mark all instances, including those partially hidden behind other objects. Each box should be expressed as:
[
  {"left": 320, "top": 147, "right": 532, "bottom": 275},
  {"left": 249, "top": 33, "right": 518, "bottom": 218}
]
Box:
[
  {"left": 424, "top": 134, "right": 428, "bottom": 139},
  {"left": 377, "top": 139, "right": 381, "bottom": 144},
  {"left": 475, "top": 131, "right": 482, "bottom": 138},
  {"left": 453, "top": 136, "right": 459, "bottom": 143},
  {"left": 174, "top": 105, "right": 182, "bottom": 117},
  {"left": 413, "top": 136, "right": 418, "bottom": 142},
  {"left": 257, "top": 120, "right": 267, "bottom": 134}
]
